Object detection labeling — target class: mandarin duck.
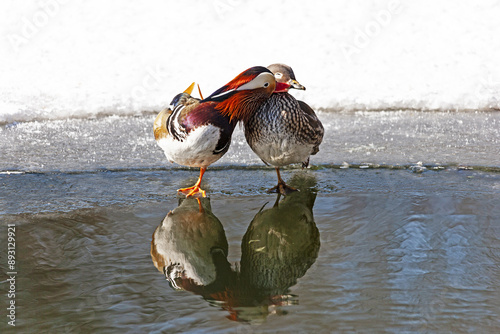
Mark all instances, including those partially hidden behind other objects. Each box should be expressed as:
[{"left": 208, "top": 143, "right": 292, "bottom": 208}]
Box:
[
  {"left": 154, "top": 66, "right": 277, "bottom": 197},
  {"left": 244, "top": 64, "right": 324, "bottom": 195},
  {"left": 151, "top": 197, "right": 232, "bottom": 290},
  {"left": 240, "top": 174, "right": 319, "bottom": 297}
]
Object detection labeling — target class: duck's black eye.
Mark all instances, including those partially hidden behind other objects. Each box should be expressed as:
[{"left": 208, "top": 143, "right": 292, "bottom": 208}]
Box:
[{"left": 264, "top": 82, "right": 270, "bottom": 88}]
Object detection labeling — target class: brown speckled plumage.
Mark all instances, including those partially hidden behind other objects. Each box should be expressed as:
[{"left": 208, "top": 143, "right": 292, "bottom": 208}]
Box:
[
  {"left": 245, "top": 93, "right": 323, "bottom": 165},
  {"left": 243, "top": 64, "right": 324, "bottom": 195}
]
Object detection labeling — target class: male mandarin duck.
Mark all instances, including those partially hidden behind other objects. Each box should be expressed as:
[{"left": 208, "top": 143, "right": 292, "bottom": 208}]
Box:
[
  {"left": 151, "top": 197, "right": 231, "bottom": 290},
  {"left": 154, "top": 66, "right": 277, "bottom": 197},
  {"left": 244, "top": 64, "right": 324, "bottom": 195}
]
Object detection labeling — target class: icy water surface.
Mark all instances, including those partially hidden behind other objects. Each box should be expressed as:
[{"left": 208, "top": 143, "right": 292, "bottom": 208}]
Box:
[
  {"left": 1, "top": 110, "right": 499, "bottom": 173},
  {"left": 1, "top": 111, "right": 500, "bottom": 333}
]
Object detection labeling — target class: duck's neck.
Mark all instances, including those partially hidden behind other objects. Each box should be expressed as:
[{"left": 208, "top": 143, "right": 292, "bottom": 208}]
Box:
[{"left": 215, "top": 91, "right": 267, "bottom": 123}]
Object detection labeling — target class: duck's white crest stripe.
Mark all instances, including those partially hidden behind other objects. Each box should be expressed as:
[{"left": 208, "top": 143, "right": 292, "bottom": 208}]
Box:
[{"left": 209, "top": 89, "right": 236, "bottom": 100}]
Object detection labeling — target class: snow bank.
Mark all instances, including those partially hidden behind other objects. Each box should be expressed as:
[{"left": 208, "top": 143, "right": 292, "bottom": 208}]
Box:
[{"left": 1, "top": 0, "right": 499, "bottom": 123}]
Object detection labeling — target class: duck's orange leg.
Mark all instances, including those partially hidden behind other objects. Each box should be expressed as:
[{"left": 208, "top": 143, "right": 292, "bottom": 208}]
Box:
[
  {"left": 178, "top": 167, "right": 207, "bottom": 198},
  {"left": 266, "top": 167, "right": 298, "bottom": 196}
]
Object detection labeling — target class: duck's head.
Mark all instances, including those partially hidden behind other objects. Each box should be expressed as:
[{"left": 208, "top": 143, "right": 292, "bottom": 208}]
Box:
[
  {"left": 203, "top": 66, "right": 279, "bottom": 122},
  {"left": 154, "top": 83, "right": 200, "bottom": 141},
  {"left": 267, "top": 63, "right": 306, "bottom": 93},
  {"left": 168, "top": 82, "right": 200, "bottom": 109}
]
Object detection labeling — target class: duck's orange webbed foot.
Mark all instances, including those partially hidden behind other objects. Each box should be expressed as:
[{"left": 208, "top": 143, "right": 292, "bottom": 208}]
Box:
[
  {"left": 178, "top": 167, "right": 207, "bottom": 198},
  {"left": 177, "top": 185, "right": 207, "bottom": 198}
]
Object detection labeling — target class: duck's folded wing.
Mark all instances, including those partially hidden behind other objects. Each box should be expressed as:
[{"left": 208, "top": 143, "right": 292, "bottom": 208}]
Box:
[{"left": 298, "top": 100, "right": 324, "bottom": 154}]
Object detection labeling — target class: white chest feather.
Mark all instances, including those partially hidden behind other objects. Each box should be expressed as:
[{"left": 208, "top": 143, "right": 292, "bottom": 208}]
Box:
[{"left": 156, "top": 124, "right": 223, "bottom": 168}]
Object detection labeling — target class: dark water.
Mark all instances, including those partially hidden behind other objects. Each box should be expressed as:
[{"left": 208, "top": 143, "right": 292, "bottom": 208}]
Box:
[{"left": 1, "top": 168, "right": 499, "bottom": 333}]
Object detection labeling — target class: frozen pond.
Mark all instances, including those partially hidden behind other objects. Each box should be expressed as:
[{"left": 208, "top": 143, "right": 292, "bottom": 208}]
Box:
[
  {"left": 1, "top": 168, "right": 499, "bottom": 333},
  {"left": 1, "top": 110, "right": 499, "bottom": 174},
  {"left": 1, "top": 111, "right": 499, "bottom": 333}
]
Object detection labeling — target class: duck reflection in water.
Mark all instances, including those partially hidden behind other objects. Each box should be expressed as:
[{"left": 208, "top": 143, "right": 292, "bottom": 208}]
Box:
[
  {"left": 151, "top": 197, "right": 234, "bottom": 292},
  {"left": 151, "top": 175, "right": 320, "bottom": 323}
]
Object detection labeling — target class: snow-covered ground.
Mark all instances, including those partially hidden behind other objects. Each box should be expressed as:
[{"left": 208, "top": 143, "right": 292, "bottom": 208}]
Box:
[{"left": 1, "top": 0, "right": 500, "bottom": 123}]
